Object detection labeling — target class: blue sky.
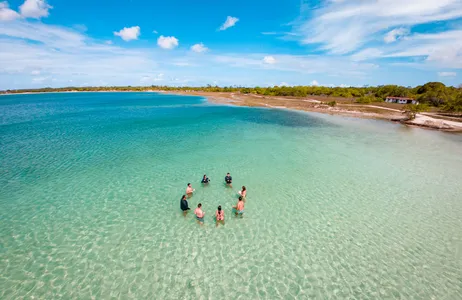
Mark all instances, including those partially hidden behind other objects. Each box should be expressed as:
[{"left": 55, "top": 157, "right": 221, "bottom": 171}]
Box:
[{"left": 0, "top": 0, "right": 461, "bottom": 89}]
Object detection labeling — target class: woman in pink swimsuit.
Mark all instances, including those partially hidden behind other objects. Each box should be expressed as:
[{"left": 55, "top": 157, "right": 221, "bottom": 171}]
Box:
[
  {"left": 238, "top": 186, "right": 247, "bottom": 199},
  {"left": 215, "top": 205, "right": 225, "bottom": 226}
]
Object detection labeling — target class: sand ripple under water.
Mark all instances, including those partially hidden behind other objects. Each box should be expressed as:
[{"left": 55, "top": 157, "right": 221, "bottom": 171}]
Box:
[{"left": 1, "top": 92, "right": 461, "bottom": 299}]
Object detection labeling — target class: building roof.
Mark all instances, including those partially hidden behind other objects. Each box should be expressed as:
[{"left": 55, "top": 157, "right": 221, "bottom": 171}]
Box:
[{"left": 386, "top": 96, "right": 415, "bottom": 100}]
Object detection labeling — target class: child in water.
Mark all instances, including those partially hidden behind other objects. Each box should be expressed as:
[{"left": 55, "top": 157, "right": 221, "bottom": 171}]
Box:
[
  {"left": 194, "top": 203, "right": 205, "bottom": 224},
  {"left": 233, "top": 197, "right": 245, "bottom": 216},
  {"left": 215, "top": 205, "right": 224, "bottom": 226}
]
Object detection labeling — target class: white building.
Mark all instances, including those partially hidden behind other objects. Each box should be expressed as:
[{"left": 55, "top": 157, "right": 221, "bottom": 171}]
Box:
[{"left": 385, "top": 97, "right": 419, "bottom": 104}]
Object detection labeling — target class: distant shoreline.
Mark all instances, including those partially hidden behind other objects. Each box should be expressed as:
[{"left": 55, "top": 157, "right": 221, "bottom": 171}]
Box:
[
  {"left": 166, "top": 91, "right": 462, "bottom": 133},
  {"left": 2, "top": 89, "right": 461, "bottom": 132},
  {"left": 0, "top": 90, "right": 156, "bottom": 96}
]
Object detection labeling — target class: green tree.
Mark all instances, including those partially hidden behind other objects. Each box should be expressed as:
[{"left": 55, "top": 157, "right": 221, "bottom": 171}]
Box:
[
  {"left": 443, "top": 93, "right": 462, "bottom": 113},
  {"left": 415, "top": 82, "right": 453, "bottom": 106}
]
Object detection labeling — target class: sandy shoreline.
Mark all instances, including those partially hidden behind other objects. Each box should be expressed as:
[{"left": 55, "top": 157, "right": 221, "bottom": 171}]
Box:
[
  {"left": 3, "top": 89, "right": 462, "bottom": 132},
  {"left": 164, "top": 91, "right": 400, "bottom": 119},
  {"left": 0, "top": 90, "right": 138, "bottom": 96},
  {"left": 165, "top": 91, "right": 462, "bottom": 132}
]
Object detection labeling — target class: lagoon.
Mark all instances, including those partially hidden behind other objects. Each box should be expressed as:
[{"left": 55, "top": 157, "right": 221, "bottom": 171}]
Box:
[{"left": 1, "top": 92, "right": 461, "bottom": 299}]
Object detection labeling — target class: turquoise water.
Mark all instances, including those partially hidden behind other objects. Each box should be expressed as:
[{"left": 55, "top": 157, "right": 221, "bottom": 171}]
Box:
[{"left": 1, "top": 92, "right": 461, "bottom": 299}]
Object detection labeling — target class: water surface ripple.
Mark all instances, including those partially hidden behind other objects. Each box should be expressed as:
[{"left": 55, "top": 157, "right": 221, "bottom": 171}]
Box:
[{"left": 1, "top": 92, "right": 461, "bottom": 299}]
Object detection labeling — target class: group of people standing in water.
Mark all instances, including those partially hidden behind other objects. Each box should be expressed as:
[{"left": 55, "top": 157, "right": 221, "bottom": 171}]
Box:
[{"left": 180, "top": 173, "right": 247, "bottom": 226}]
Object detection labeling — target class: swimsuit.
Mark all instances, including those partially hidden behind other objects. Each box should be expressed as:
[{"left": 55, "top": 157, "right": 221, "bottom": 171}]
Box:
[
  {"left": 236, "top": 202, "right": 244, "bottom": 214},
  {"left": 233, "top": 207, "right": 244, "bottom": 214},
  {"left": 194, "top": 208, "right": 204, "bottom": 221},
  {"left": 216, "top": 211, "right": 224, "bottom": 221}
]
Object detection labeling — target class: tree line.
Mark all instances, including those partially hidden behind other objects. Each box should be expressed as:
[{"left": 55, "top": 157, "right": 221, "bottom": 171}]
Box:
[{"left": 1, "top": 81, "right": 461, "bottom": 112}]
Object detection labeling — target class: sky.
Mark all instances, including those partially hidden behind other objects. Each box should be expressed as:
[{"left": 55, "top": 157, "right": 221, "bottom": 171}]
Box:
[{"left": 0, "top": 0, "right": 461, "bottom": 89}]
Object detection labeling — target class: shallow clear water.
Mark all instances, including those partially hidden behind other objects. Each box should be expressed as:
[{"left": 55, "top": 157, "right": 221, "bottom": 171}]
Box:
[{"left": 1, "top": 92, "right": 461, "bottom": 299}]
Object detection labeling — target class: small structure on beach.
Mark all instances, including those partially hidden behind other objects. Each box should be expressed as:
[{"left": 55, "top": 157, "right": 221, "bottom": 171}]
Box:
[{"left": 385, "top": 97, "right": 418, "bottom": 104}]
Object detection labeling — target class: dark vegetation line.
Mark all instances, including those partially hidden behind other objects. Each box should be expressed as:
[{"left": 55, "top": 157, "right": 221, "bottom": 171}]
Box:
[{"left": 1, "top": 81, "right": 461, "bottom": 112}]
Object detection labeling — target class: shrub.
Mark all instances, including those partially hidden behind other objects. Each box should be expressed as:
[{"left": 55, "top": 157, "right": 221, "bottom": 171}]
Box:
[
  {"left": 442, "top": 94, "right": 462, "bottom": 113},
  {"left": 356, "top": 95, "right": 376, "bottom": 104},
  {"left": 402, "top": 104, "right": 429, "bottom": 120}
]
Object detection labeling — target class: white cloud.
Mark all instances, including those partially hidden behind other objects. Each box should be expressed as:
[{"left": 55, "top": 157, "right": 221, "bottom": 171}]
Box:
[
  {"left": 105, "top": 40, "right": 113, "bottom": 45},
  {"left": 384, "top": 30, "right": 462, "bottom": 68},
  {"left": 219, "top": 16, "right": 239, "bottom": 31},
  {"left": 351, "top": 48, "right": 383, "bottom": 61},
  {"left": 213, "top": 54, "right": 377, "bottom": 78},
  {"left": 0, "top": 1, "right": 20, "bottom": 21},
  {"left": 263, "top": 56, "right": 276, "bottom": 64},
  {"left": 279, "top": 82, "right": 290, "bottom": 86},
  {"left": 0, "top": 21, "right": 162, "bottom": 89},
  {"left": 438, "top": 72, "right": 457, "bottom": 77},
  {"left": 140, "top": 73, "right": 164, "bottom": 83},
  {"left": 384, "top": 28, "right": 409, "bottom": 43},
  {"left": 157, "top": 35, "right": 178, "bottom": 49},
  {"left": 191, "top": 43, "right": 208, "bottom": 53},
  {"left": 153, "top": 30, "right": 158, "bottom": 34},
  {"left": 32, "top": 76, "right": 49, "bottom": 83},
  {"left": 73, "top": 24, "right": 88, "bottom": 32},
  {"left": 20, "top": 0, "right": 52, "bottom": 19},
  {"left": 293, "top": 0, "right": 462, "bottom": 54},
  {"left": 310, "top": 80, "right": 319, "bottom": 86},
  {"left": 114, "top": 26, "right": 140, "bottom": 41},
  {"left": 0, "top": 21, "right": 86, "bottom": 48},
  {"left": 172, "top": 61, "right": 194, "bottom": 67}
]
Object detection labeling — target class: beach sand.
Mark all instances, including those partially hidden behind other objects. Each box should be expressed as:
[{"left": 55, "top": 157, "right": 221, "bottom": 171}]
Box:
[{"left": 165, "top": 91, "right": 462, "bottom": 132}]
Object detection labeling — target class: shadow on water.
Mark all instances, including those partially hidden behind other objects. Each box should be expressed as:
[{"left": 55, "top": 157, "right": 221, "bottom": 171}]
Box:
[
  {"left": 107, "top": 105, "right": 338, "bottom": 136},
  {"left": 108, "top": 104, "right": 336, "bottom": 132},
  {"left": 235, "top": 107, "right": 334, "bottom": 128}
]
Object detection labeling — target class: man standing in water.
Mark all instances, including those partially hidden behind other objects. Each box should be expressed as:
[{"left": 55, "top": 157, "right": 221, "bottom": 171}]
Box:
[
  {"left": 194, "top": 203, "right": 205, "bottom": 225},
  {"left": 233, "top": 196, "right": 244, "bottom": 216},
  {"left": 224, "top": 173, "right": 232, "bottom": 187},
  {"left": 186, "top": 183, "right": 195, "bottom": 196}
]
